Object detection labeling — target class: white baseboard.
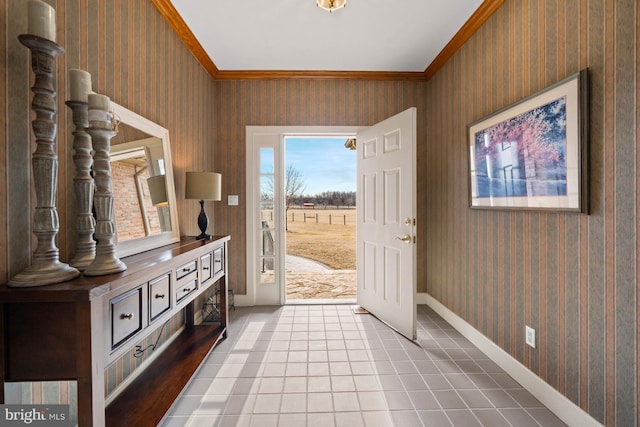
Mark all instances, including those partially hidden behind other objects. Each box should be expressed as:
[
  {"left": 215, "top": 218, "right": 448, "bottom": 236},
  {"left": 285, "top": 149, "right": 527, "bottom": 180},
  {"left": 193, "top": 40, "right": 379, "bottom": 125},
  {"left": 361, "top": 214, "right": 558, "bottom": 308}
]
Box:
[
  {"left": 234, "top": 294, "right": 253, "bottom": 307},
  {"left": 420, "top": 293, "right": 602, "bottom": 427},
  {"left": 416, "top": 292, "right": 428, "bottom": 304}
]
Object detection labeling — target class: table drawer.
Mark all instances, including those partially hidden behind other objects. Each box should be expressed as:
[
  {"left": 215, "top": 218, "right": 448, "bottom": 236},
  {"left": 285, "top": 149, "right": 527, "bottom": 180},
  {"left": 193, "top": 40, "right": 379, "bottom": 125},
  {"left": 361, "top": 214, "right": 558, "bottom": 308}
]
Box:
[
  {"left": 213, "top": 247, "right": 224, "bottom": 276},
  {"left": 149, "top": 274, "right": 171, "bottom": 322},
  {"left": 111, "top": 287, "right": 143, "bottom": 349},
  {"left": 177, "top": 260, "right": 197, "bottom": 280},
  {"left": 200, "top": 253, "right": 212, "bottom": 284},
  {"left": 176, "top": 279, "right": 197, "bottom": 304}
]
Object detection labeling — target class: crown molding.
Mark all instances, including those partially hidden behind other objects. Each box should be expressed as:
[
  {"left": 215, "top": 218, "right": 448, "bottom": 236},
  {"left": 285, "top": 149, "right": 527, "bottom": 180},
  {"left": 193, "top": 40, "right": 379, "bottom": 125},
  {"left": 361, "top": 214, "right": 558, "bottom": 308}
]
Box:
[
  {"left": 215, "top": 70, "right": 428, "bottom": 81},
  {"left": 424, "top": 0, "right": 505, "bottom": 80},
  {"left": 150, "top": 0, "right": 219, "bottom": 78},
  {"left": 152, "top": 0, "right": 504, "bottom": 82}
]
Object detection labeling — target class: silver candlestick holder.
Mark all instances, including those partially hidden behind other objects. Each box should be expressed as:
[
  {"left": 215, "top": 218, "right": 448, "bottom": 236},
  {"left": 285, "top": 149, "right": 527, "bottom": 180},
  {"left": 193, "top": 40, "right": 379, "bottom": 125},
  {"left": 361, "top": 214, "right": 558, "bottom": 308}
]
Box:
[
  {"left": 9, "top": 35, "right": 80, "bottom": 287},
  {"left": 83, "top": 124, "right": 126, "bottom": 276},
  {"left": 66, "top": 100, "right": 96, "bottom": 270}
]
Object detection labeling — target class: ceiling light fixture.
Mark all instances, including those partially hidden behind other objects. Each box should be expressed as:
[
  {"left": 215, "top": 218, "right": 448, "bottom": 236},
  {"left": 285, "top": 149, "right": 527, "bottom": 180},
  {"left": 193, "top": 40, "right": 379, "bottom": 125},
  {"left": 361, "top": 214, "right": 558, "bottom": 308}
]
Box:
[{"left": 317, "top": 0, "right": 346, "bottom": 13}]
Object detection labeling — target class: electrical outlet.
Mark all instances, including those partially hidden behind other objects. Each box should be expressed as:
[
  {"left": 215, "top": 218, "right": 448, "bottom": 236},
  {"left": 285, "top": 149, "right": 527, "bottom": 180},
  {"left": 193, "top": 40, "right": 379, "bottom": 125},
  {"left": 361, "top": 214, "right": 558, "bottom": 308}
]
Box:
[{"left": 525, "top": 326, "right": 536, "bottom": 348}]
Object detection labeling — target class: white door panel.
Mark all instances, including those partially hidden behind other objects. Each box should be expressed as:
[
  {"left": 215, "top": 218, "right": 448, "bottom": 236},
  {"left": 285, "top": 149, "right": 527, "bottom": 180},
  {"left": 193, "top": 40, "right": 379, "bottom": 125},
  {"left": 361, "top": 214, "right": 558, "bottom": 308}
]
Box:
[
  {"left": 384, "top": 168, "right": 401, "bottom": 225},
  {"left": 363, "top": 172, "right": 377, "bottom": 223},
  {"left": 363, "top": 242, "right": 376, "bottom": 292},
  {"left": 357, "top": 108, "right": 417, "bottom": 340},
  {"left": 384, "top": 246, "right": 401, "bottom": 304}
]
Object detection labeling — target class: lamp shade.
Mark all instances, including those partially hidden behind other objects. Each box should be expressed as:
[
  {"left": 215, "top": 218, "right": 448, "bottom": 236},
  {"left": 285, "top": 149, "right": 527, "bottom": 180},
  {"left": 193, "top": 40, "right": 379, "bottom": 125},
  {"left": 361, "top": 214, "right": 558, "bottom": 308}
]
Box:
[
  {"left": 185, "top": 172, "right": 221, "bottom": 201},
  {"left": 147, "top": 175, "right": 168, "bottom": 206}
]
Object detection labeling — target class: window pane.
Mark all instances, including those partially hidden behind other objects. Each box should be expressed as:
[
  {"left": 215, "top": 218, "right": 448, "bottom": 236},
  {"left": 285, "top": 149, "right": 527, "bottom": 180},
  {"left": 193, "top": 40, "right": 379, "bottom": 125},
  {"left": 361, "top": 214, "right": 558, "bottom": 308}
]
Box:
[
  {"left": 260, "top": 148, "right": 274, "bottom": 174},
  {"left": 260, "top": 258, "right": 274, "bottom": 284},
  {"left": 258, "top": 146, "right": 276, "bottom": 288},
  {"left": 260, "top": 176, "right": 274, "bottom": 202},
  {"left": 260, "top": 206, "right": 275, "bottom": 226},
  {"left": 260, "top": 217, "right": 275, "bottom": 230},
  {"left": 260, "top": 229, "right": 275, "bottom": 256}
]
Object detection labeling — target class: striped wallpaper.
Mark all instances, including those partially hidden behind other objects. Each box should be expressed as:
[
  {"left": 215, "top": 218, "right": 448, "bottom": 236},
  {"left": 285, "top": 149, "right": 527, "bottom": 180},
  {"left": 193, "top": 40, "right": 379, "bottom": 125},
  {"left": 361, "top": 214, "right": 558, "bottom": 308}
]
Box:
[{"left": 423, "top": 1, "right": 638, "bottom": 426}]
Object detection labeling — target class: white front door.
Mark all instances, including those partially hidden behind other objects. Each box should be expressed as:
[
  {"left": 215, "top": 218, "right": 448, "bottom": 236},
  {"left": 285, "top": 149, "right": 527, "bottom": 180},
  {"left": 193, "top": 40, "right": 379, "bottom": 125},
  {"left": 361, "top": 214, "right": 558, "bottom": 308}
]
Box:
[{"left": 356, "top": 108, "right": 417, "bottom": 340}]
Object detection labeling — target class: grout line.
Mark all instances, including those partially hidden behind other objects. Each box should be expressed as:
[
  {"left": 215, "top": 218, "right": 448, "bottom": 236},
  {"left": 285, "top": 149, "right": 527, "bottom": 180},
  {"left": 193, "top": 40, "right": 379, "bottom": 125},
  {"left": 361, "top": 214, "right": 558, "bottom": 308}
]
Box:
[{"left": 163, "top": 305, "right": 570, "bottom": 427}]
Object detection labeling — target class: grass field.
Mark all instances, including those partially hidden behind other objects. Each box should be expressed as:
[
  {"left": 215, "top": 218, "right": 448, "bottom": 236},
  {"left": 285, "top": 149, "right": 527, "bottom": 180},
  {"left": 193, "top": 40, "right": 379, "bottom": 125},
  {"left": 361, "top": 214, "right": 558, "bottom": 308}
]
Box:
[{"left": 285, "top": 208, "right": 356, "bottom": 270}]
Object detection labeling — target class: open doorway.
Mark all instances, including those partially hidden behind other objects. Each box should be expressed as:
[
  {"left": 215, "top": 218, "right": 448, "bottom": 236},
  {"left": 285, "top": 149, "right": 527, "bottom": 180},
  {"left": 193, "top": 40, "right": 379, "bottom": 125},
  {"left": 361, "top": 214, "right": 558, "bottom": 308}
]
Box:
[
  {"left": 246, "top": 110, "right": 416, "bottom": 337},
  {"left": 284, "top": 137, "right": 357, "bottom": 303},
  {"left": 245, "top": 126, "right": 359, "bottom": 307}
]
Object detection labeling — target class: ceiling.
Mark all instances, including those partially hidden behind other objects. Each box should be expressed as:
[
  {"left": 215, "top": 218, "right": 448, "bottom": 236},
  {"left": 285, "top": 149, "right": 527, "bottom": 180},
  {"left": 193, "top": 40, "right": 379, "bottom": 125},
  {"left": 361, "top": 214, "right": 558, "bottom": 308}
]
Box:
[{"left": 155, "top": 0, "right": 503, "bottom": 80}]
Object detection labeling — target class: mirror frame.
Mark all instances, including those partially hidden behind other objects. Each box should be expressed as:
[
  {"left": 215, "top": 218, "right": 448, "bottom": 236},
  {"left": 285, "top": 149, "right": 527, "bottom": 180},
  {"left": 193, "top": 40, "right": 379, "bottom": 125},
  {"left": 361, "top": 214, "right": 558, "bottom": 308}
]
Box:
[{"left": 111, "top": 102, "right": 180, "bottom": 257}]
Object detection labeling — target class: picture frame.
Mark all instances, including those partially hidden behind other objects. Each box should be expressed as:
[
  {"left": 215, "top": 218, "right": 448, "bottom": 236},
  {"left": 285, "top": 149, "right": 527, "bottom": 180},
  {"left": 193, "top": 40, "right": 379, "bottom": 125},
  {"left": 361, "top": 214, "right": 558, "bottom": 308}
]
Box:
[{"left": 467, "top": 69, "right": 589, "bottom": 213}]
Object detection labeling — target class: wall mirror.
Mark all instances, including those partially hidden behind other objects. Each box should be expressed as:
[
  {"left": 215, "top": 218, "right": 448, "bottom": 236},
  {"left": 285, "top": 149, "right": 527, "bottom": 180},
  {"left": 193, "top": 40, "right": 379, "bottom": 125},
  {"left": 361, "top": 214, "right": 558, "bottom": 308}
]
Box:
[{"left": 109, "top": 102, "right": 180, "bottom": 257}]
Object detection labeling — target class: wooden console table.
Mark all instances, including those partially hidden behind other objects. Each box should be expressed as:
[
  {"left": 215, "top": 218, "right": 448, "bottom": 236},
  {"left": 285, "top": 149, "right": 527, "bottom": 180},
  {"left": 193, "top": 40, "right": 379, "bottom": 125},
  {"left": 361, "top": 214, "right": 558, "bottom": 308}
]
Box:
[{"left": 0, "top": 236, "right": 230, "bottom": 426}]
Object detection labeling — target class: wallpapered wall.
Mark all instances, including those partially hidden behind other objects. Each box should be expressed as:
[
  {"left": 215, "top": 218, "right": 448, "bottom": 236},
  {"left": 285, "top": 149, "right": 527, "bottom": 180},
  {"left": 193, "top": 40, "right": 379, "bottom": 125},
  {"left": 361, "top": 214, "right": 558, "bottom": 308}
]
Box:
[
  {"left": 1, "top": 0, "right": 216, "bottom": 410},
  {"left": 2, "top": 0, "right": 216, "bottom": 283},
  {"left": 423, "top": 1, "right": 638, "bottom": 426},
  {"left": 212, "top": 80, "right": 428, "bottom": 297}
]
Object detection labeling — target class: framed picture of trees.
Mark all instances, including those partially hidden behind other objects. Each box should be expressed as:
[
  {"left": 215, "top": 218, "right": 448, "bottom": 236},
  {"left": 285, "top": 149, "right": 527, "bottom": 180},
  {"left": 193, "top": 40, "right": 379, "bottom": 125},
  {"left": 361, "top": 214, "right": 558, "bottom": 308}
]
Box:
[{"left": 467, "top": 69, "right": 589, "bottom": 213}]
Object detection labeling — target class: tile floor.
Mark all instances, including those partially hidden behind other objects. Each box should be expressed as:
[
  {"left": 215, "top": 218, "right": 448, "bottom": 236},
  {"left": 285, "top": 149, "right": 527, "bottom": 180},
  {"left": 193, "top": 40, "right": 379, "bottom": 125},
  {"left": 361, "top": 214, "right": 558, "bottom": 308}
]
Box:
[{"left": 161, "top": 305, "right": 567, "bottom": 427}]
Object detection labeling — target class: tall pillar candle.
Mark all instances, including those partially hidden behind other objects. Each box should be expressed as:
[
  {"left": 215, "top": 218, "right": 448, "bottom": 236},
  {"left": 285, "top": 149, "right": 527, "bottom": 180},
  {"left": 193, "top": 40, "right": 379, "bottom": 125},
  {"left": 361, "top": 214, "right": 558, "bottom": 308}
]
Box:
[
  {"left": 67, "top": 94, "right": 96, "bottom": 270},
  {"left": 84, "top": 126, "right": 127, "bottom": 276},
  {"left": 10, "top": 34, "right": 80, "bottom": 286},
  {"left": 88, "top": 93, "right": 112, "bottom": 129},
  {"left": 69, "top": 69, "right": 91, "bottom": 103},
  {"left": 28, "top": 0, "right": 56, "bottom": 42}
]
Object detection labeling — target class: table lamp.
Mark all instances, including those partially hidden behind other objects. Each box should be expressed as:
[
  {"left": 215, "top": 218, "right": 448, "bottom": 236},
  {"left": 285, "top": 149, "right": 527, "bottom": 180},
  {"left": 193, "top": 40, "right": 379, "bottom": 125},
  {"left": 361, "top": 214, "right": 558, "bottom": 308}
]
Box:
[
  {"left": 185, "top": 172, "right": 221, "bottom": 240},
  {"left": 147, "top": 175, "right": 168, "bottom": 207}
]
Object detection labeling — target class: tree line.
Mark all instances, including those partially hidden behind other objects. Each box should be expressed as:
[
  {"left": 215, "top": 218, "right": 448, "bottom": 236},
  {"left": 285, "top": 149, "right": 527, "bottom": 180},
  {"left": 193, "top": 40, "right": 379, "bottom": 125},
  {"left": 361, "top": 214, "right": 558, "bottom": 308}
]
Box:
[
  {"left": 290, "top": 191, "right": 356, "bottom": 208},
  {"left": 261, "top": 166, "right": 356, "bottom": 210}
]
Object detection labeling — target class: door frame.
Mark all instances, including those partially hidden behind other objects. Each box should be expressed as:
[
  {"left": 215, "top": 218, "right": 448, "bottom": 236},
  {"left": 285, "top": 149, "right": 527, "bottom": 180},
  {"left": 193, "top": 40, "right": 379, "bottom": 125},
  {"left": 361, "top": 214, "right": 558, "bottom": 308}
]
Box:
[{"left": 241, "top": 126, "right": 360, "bottom": 307}]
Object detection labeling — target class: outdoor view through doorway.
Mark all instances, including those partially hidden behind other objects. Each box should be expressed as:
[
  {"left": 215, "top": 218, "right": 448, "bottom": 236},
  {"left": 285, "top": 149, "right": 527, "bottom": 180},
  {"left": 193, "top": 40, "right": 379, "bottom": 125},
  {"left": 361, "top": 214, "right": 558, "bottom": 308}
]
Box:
[{"left": 284, "top": 137, "right": 357, "bottom": 302}]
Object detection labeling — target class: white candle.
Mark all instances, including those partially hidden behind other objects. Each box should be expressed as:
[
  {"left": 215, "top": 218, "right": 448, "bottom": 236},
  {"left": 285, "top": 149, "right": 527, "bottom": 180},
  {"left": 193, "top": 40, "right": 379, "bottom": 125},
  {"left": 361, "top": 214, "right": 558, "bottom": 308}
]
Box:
[
  {"left": 69, "top": 69, "right": 92, "bottom": 103},
  {"left": 88, "top": 93, "right": 110, "bottom": 112},
  {"left": 88, "top": 93, "right": 112, "bottom": 128},
  {"left": 28, "top": 0, "right": 56, "bottom": 42}
]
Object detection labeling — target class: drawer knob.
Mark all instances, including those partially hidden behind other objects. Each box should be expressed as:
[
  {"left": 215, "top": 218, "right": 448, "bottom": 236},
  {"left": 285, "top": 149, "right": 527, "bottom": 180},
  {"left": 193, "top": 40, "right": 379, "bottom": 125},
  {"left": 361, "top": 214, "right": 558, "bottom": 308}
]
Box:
[
  {"left": 121, "top": 313, "right": 135, "bottom": 320},
  {"left": 215, "top": 260, "right": 221, "bottom": 263},
  {"left": 182, "top": 267, "right": 191, "bottom": 272},
  {"left": 182, "top": 288, "right": 191, "bottom": 293},
  {"left": 203, "top": 266, "right": 210, "bottom": 270},
  {"left": 155, "top": 294, "right": 165, "bottom": 299}
]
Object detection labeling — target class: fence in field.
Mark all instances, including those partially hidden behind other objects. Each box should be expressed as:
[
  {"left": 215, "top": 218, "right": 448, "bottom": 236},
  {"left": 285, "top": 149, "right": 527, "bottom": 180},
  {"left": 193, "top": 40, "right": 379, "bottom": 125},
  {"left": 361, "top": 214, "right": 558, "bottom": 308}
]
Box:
[
  {"left": 291, "top": 212, "right": 351, "bottom": 225},
  {"left": 260, "top": 208, "right": 357, "bottom": 225}
]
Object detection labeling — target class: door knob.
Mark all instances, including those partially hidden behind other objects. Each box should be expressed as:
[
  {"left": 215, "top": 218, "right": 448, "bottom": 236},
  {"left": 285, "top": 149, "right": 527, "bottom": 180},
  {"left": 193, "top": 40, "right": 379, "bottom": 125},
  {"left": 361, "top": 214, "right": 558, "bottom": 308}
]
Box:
[{"left": 395, "top": 235, "right": 412, "bottom": 244}]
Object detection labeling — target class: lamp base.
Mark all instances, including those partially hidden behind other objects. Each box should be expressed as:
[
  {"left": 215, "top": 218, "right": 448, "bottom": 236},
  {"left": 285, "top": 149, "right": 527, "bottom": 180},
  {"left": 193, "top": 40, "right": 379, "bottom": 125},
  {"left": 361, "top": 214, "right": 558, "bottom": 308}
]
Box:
[{"left": 196, "top": 200, "right": 211, "bottom": 240}]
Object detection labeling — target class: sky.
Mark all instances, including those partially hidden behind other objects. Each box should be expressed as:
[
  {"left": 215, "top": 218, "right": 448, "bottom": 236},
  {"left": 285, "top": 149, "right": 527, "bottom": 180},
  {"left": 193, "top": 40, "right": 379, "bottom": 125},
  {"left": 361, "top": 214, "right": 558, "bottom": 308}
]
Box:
[{"left": 285, "top": 137, "right": 356, "bottom": 196}]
